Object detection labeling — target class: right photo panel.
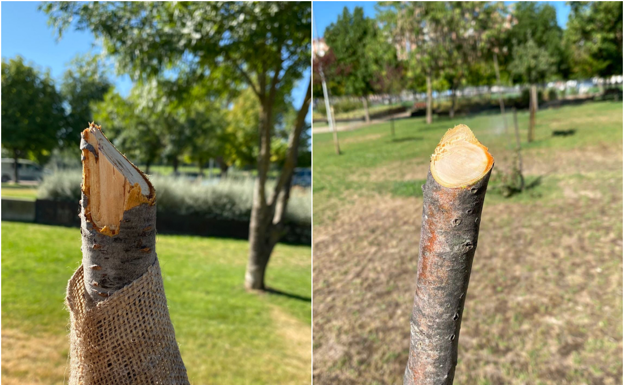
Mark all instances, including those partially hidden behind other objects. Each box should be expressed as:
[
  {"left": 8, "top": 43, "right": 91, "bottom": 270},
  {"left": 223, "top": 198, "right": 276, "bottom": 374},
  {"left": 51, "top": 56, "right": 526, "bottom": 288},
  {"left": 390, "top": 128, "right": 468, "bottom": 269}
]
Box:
[{"left": 312, "top": 1, "right": 623, "bottom": 384}]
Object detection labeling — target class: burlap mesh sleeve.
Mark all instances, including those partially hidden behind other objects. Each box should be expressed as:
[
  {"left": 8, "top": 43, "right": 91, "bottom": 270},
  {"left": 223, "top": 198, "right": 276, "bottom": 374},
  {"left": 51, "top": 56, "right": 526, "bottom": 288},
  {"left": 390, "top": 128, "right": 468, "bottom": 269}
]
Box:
[{"left": 66, "top": 258, "right": 190, "bottom": 384}]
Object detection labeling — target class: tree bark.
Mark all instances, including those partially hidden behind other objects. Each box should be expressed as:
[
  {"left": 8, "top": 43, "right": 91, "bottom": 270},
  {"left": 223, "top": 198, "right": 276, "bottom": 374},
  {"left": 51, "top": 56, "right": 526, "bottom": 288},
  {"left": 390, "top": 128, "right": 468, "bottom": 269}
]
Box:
[
  {"left": 493, "top": 53, "right": 507, "bottom": 133},
  {"left": 528, "top": 85, "right": 537, "bottom": 143},
  {"left": 404, "top": 125, "right": 493, "bottom": 385},
  {"left": 363, "top": 96, "right": 371, "bottom": 123},
  {"left": 245, "top": 81, "right": 311, "bottom": 291},
  {"left": 426, "top": 72, "right": 433, "bottom": 125},
  {"left": 12, "top": 149, "right": 19, "bottom": 184}
]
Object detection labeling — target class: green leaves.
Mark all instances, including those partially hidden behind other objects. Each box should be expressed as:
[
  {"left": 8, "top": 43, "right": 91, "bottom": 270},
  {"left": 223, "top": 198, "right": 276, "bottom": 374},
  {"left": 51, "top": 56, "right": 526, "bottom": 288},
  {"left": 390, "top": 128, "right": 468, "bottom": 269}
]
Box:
[
  {"left": 566, "top": 1, "right": 623, "bottom": 78},
  {"left": 1, "top": 57, "right": 65, "bottom": 164}
]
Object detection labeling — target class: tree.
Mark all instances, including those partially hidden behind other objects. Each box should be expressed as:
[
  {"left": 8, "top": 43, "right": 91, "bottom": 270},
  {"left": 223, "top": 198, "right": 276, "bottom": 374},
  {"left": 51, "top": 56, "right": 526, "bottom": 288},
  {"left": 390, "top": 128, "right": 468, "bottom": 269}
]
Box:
[
  {"left": 506, "top": 2, "right": 570, "bottom": 80},
  {"left": 1, "top": 56, "right": 66, "bottom": 182},
  {"left": 377, "top": 2, "right": 448, "bottom": 124},
  {"left": 60, "top": 53, "right": 111, "bottom": 149},
  {"left": 324, "top": 6, "right": 376, "bottom": 122},
  {"left": 509, "top": 37, "right": 555, "bottom": 142},
  {"left": 566, "top": 1, "right": 623, "bottom": 79},
  {"left": 42, "top": 2, "right": 312, "bottom": 290}
]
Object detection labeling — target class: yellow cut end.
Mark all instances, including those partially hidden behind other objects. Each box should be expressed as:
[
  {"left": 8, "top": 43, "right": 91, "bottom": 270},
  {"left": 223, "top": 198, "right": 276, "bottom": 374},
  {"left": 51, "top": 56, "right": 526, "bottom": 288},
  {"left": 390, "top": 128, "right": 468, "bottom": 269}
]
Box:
[
  {"left": 430, "top": 124, "right": 494, "bottom": 188},
  {"left": 81, "top": 123, "right": 155, "bottom": 236}
]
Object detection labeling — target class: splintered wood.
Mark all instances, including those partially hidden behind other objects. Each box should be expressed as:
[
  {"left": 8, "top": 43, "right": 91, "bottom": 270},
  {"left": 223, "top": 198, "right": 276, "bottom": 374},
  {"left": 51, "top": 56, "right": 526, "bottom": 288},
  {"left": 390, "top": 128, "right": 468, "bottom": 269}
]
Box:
[{"left": 81, "top": 123, "right": 155, "bottom": 236}]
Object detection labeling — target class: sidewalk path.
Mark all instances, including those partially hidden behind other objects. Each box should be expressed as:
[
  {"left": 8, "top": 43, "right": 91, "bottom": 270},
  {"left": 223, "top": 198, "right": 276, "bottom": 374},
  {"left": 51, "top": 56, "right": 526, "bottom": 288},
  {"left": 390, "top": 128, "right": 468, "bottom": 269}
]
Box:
[{"left": 312, "top": 109, "right": 412, "bottom": 134}]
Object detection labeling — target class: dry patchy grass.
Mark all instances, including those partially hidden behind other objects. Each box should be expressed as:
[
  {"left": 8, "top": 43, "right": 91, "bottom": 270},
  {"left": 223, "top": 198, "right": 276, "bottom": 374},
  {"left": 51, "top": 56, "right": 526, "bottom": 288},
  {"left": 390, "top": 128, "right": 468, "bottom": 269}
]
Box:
[{"left": 313, "top": 119, "right": 623, "bottom": 384}]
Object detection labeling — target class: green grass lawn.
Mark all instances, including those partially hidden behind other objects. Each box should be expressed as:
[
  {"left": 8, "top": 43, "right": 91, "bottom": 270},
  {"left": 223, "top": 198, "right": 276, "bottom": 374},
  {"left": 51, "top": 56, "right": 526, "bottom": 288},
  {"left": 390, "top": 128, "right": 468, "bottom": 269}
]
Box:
[
  {"left": 2, "top": 222, "right": 311, "bottom": 384},
  {"left": 1, "top": 183, "right": 38, "bottom": 200},
  {"left": 313, "top": 101, "right": 623, "bottom": 224}
]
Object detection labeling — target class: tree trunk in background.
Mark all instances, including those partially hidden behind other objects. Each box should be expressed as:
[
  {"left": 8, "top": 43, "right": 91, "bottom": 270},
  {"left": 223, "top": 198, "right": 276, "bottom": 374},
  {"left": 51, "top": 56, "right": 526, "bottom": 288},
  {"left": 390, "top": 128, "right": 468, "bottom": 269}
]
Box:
[
  {"left": 531, "top": 84, "right": 539, "bottom": 112},
  {"left": 145, "top": 161, "right": 151, "bottom": 175},
  {"left": 245, "top": 82, "right": 311, "bottom": 290},
  {"left": 12, "top": 149, "right": 19, "bottom": 184},
  {"left": 426, "top": 72, "right": 433, "bottom": 124},
  {"left": 216, "top": 157, "right": 229, "bottom": 177},
  {"left": 493, "top": 53, "right": 507, "bottom": 133},
  {"left": 391, "top": 116, "right": 395, "bottom": 137},
  {"left": 449, "top": 88, "right": 456, "bottom": 118},
  {"left": 363, "top": 96, "right": 371, "bottom": 123},
  {"left": 528, "top": 85, "right": 537, "bottom": 143},
  {"left": 172, "top": 157, "right": 179, "bottom": 174}
]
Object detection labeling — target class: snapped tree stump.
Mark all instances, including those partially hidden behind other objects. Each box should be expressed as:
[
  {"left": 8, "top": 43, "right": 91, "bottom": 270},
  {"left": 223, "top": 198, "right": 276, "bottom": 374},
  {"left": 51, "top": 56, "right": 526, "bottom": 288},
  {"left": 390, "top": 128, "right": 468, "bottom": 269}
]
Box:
[
  {"left": 66, "top": 123, "right": 189, "bottom": 384},
  {"left": 404, "top": 124, "right": 494, "bottom": 385}
]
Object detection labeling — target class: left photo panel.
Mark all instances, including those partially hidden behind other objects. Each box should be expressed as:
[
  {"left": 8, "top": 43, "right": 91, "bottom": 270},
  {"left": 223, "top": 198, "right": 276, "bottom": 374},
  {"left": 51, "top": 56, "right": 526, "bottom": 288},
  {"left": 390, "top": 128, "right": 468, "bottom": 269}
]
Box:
[{"left": 1, "top": 2, "right": 312, "bottom": 384}]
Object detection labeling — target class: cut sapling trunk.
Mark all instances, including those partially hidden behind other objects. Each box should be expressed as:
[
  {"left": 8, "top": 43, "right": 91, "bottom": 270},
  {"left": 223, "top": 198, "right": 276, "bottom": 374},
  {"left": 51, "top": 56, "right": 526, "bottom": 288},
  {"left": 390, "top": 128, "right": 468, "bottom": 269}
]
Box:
[{"left": 404, "top": 124, "right": 494, "bottom": 385}]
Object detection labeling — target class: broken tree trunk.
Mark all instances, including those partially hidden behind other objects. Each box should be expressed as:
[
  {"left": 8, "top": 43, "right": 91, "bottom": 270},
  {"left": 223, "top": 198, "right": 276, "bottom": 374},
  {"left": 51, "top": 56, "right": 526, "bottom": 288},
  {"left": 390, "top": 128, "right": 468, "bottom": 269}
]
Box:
[
  {"left": 404, "top": 124, "right": 494, "bottom": 385},
  {"left": 67, "top": 122, "right": 189, "bottom": 384}
]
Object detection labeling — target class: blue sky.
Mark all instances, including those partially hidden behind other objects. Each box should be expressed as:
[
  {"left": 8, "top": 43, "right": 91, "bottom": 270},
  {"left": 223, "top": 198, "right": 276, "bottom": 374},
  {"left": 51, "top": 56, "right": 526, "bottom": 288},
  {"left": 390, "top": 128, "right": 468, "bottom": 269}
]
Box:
[
  {"left": 1, "top": 1, "right": 310, "bottom": 109},
  {"left": 314, "top": 1, "right": 571, "bottom": 38}
]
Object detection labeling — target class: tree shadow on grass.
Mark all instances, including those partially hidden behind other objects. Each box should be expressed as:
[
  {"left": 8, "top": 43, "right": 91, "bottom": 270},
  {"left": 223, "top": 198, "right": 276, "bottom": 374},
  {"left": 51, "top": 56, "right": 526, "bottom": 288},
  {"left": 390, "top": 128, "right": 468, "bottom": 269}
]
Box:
[
  {"left": 552, "top": 129, "right": 577, "bottom": 137},
  {"left": 265, "top": 287, "right": 311, "bottom": 302}
]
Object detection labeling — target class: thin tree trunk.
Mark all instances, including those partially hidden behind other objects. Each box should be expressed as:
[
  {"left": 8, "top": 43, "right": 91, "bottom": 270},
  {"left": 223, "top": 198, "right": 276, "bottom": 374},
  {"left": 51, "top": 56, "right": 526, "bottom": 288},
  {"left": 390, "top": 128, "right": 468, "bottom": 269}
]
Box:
[
  {"left": 13, "top": 149, "right": 19, "bottom": 184},
  {"left": 172, "top": 156, "right": 179, "bottom": 174},
  {"left": 245, "top": 82, "right": 312, "bottom": 291},
  {"left": 450, "top": 88, "right": 456, "bottom": 118},
  {"left": 391, "top": 116, "right": 395, "bottom": 137},
  {"left": 493, "top": 53, "right": 507, "bottom": 133},
  {"left": 512, "top": 108, "right": 525, "bottom": 191},
  {"left": 531, "top": 84, "right": 539, "bottom": 112},
  {"left": 247, "top": 100, "right": 273, "bottom": 290},
  {"left": 363, "top": 96, "right": 370, "bottom": 123},
  {"left": 145, "top": 161, "right": 151, "bottom": 175},
  {"left": 404, "top": 125, "right": 493, "bottom": 385},
  {"left": 426, "top": 72, "right": 433, "bottom": 124},
  {"left": 528, "top": 85, "right": 536, "bottom": 143}
]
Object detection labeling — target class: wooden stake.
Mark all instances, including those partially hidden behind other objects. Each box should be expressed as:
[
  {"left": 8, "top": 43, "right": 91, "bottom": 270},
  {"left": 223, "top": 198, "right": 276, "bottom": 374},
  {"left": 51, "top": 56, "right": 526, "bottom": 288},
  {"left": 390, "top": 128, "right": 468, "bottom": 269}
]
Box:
[{"left": 404, "top": 124, "right": 494, "bottom": 385}]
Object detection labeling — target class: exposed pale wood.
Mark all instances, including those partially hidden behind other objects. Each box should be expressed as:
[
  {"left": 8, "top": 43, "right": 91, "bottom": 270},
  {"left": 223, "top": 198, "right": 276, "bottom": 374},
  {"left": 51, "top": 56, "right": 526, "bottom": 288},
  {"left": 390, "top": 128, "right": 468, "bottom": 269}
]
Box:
[
  {"left": 430, "top": 124, "right": 494, "bottom": 188},
  {"left": 81, "top": 123, "right": 154, "bottom": 236}
]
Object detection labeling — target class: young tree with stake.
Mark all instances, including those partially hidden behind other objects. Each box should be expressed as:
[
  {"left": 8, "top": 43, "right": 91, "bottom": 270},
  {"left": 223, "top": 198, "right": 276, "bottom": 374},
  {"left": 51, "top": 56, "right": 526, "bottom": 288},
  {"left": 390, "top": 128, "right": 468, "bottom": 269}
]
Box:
[{"left": 404, "top": 124, "right": 494, "bottom": 384}]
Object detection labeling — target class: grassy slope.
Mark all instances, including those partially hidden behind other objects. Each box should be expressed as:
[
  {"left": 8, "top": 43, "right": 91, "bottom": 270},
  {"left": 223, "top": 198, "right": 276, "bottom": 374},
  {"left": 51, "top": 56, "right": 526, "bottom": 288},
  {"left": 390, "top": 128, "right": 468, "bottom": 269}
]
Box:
[
  {"left": 2, "top": 222, "right": 311, "bottom": 384},
  {"left": 313, "top": 101, "right": 623, "bottom": 224}
]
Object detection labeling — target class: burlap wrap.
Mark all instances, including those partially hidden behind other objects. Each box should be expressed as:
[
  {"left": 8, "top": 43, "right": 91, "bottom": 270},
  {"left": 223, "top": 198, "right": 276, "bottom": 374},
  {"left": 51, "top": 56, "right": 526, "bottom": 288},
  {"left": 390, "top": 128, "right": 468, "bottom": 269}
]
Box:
[{"left": 66, "top": 258, "right": 190, "bottom": 384}]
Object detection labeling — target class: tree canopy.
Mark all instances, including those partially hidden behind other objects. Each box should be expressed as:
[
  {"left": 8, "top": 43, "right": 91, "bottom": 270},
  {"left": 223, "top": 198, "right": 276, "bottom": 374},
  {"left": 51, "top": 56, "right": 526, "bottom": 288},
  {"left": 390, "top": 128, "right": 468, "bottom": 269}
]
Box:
[
  {"left": 1, "top": 57, "right": 66, "bottom": 170},
  {"left": 566, "top": 1, "right": 623, "bottom": 78}
]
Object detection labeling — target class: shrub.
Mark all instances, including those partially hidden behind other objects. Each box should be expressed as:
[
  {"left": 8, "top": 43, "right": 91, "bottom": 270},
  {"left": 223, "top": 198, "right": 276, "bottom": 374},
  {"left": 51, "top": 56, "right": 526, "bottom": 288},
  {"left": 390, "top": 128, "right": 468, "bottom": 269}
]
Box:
[
  {"left": 315, "top": 98, "right": 363, "bottom": 116},
  {"left": 37, "top": 171, "right": 310, "bottom": 224}
]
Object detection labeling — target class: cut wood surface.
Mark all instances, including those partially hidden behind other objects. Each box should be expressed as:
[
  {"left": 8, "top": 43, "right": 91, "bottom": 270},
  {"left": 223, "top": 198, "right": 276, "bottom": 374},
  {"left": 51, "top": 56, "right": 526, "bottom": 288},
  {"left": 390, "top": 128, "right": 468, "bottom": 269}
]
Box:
[
  {"left": 404, "top": 124, "right": 493, "bottom": 385},
  {"left": 80, "top": 122, "right": 157, "bottom": 304}
]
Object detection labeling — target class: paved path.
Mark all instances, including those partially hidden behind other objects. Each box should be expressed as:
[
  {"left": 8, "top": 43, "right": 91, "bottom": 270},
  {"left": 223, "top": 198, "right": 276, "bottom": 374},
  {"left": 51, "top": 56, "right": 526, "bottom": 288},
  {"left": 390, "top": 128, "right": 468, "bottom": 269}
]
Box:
[{"left": 312, "top": 110, "right": 412, "bottom": 134}]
